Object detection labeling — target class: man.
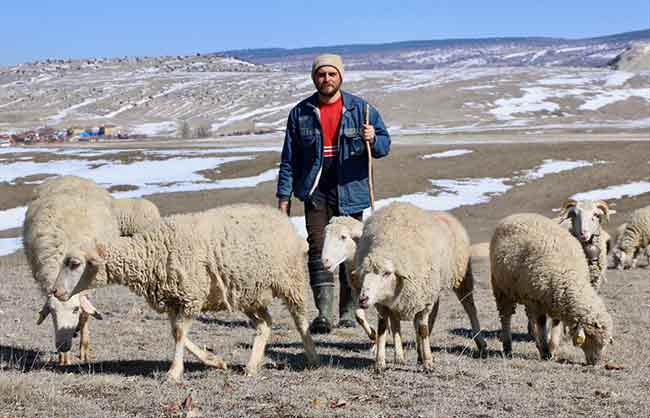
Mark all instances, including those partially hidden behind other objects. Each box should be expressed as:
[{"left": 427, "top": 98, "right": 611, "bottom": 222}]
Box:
[{"left": 276, "top": 54, "right": 391, "bottom": 334}]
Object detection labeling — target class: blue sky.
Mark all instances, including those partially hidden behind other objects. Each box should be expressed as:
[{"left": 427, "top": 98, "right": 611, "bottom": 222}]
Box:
[{"left": 2, "top": 0, "right": 648, "bottom": 64}]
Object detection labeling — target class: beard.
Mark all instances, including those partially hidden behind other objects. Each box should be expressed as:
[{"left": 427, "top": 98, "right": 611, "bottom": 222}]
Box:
[{"left": 316, "top": 81, "right": 341, "bottom": 98}]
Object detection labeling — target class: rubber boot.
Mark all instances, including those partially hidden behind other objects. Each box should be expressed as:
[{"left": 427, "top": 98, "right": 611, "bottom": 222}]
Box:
[
  {"left": 337, "top": 264, "right": 357, "bottom": 328},
  {"left": 309, "top": 285, "right": 334, "bottom": 334}
]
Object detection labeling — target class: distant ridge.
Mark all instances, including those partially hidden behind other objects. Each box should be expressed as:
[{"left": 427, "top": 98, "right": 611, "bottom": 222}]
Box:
[{"left": 222, "top": 29, "right": 650, "bottom": 70}]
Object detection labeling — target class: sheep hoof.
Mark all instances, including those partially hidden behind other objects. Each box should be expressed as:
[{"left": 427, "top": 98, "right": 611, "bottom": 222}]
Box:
[
  {"left": 422, "top": 360, "right": 434, "bottom": 371},
  {"left": 245, "top": 366, "right": 260, "bottom": 377},
  {"left": 204, "top": 354, "right": 228, "bottom": 370}
]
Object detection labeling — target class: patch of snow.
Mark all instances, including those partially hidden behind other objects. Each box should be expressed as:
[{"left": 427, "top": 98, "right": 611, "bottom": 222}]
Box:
[
  {"left": 0, "top": 236, "right": 22, "bottom": 256},
  {"left": 419, "top": 149, "right": 473, "bottom": 159},
  {"left": 571, "top": 181, "right": 650, "bottom": 201}
]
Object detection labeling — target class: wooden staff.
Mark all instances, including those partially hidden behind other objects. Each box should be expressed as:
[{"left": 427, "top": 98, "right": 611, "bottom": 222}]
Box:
[{"left": 365, "top": 103, "right": 375, "bottom": 211}]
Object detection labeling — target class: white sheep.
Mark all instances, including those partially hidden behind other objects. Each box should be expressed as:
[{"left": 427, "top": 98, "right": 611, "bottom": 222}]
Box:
[
  {"left": 612, "top": 206, "right": 650, "bottom": 269},
  {"left": 51, "top": 204, "right": 319, "bottom": 381},
  {"left": 23, "top": 192, "right": 119, "bottom": 365},
  {"left": 490, "top": 213, "right": 613, "bottom": 365},
  {"left": 25, "top": 175, "right": 161, "bottom": 365},
  {"left": 557, "top": 199, "right": 613, "bottom": 291},
  {"left": 354, "top": 203, "right": 486, "bottom": 370}
]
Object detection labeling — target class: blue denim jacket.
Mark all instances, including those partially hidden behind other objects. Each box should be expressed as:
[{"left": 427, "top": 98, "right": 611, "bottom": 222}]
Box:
[{"left": 276, "top": 91, "right": 391, "bottom": 215}]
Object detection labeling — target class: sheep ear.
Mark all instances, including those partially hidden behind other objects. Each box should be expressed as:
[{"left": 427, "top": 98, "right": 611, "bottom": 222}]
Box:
[
  {"left": 559, "top": 199, "right": 577, "bottom": 221},
  {"left": 36, "top": 301, "right": 51, "bottom": 325},
  {"left": 573, "top": 324, "right": 586, "bottom": 346},
  {"left": 86, "top": 245, "right": 105, "bottom": 268},
  {"left": 349, "top": 219, "right": 364, "bottom": 241},
  {"left": 595, "top": 200, "right": 611, "bottom": 224},
  {"left": 609, "top": 337, "right": 614, "bottom": 345},
  {"left": 79, "top": 294, "right": 103, "bottom": 320}
]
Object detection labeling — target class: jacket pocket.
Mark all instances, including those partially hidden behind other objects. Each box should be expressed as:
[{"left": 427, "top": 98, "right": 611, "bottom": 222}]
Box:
[{"left": 342, "top": 128, "right": 364, "bottom": 157}]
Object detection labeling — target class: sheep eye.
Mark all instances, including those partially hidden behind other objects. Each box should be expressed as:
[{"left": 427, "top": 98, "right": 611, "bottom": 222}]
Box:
[
  {"left": 69, "top": 258, "right": 81, "bottom": 269},
  {"left": 72, "top": 307, "right": 80, "bottom": 313},
  {"left": 340, "top": 234, "right": 348, "bottom": 241},
  {"left": 383, "top": 271, "right": 392, "bottom": 277}
]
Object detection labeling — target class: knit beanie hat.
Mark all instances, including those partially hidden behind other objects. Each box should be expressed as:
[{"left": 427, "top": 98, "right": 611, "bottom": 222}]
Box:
[{"left": 311, "top": 54, "right": 344, "bottom": 82}]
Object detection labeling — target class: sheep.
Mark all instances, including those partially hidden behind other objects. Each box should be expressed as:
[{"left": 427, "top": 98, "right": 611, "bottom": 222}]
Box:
[
  {"left": 23, "top": 193, "right": 120, "bottom": 365},
  {"left": 556, "top": 199, "right": 614, "bottom": 291},
  {"left": 110, "top": 197, "right": 161, "bottom": 236},
  {"left": 490, "top": 213, "right": 613, "bottom": 365},
  {"left": 354, "top": 202, "right": 486, "bottom": 370},
  {"left": 612, "top": 206, "right": 650, "bottom": 269},
  {"left": 51, "top": 204, "right": 319, "bottom": 381},
  {"left": 25, "top": 175, "right": 161, "bottom": 365}
]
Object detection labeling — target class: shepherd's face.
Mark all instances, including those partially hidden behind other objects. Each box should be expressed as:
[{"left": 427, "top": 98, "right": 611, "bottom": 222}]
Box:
[{"left": 314, "top": 66, "right": 341, "bottom": 98}]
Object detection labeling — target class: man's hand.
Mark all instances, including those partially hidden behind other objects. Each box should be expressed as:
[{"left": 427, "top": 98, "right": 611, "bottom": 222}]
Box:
[
  {"left": 278, "top": 199, "right": 291, "bottom": 216},
  {"left": 362, "top": 124, "right": 375, "bottom": 144}
]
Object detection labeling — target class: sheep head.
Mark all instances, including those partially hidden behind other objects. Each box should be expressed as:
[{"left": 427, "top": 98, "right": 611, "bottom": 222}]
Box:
[
  {"left": 580, "top": 318, "right": 613, "bottom": 366},
  {"left": 52, "top": 245, "right": 106, "bottom": 302},
  {"left": 36, "top": 293, "right": 102, "bottom": 362},
  {"left": 321, "top": 217, "right": 363, "bottom": 273},
  {"left": 560, "top": 199, "right": 613, "bottom": 243},
  {"left": 358, "top": 258, "right": 402, "bottom": 310},
  {"left": 612, "top": 246, "right": 633, "bottom": 270}
]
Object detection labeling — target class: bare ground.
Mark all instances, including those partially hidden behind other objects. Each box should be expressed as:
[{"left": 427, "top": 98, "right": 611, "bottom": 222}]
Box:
[{"left": 1, "top": 136, "right": 649, "bottom": 418}]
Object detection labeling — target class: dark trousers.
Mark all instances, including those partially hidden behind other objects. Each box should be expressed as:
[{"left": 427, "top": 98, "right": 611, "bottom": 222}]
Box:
[{"left": 304, "top": 195, "right": 362, "bottom": 290}]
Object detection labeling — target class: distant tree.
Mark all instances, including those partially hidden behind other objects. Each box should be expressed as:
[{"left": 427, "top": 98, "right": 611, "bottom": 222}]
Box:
[
  {"left": 195, "top": 125, "right": 210, "bottom": 138},
  {"left": 179, "top": 120, "right": 191, "bottom": 139}
]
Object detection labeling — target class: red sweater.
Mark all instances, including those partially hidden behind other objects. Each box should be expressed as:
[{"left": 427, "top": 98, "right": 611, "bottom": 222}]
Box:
[{"left": 319, "top": 97, "right": 342, "bottom": 158}]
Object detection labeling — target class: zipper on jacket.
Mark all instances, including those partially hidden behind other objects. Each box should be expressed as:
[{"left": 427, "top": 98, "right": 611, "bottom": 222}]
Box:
[{"left": 307, "top": 106, "right": 323, "bottom": 197}]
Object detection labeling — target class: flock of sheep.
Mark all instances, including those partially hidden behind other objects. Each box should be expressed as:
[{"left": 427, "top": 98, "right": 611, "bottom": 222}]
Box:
[{"left": 22, "top": 175, "right": 650, "bottom": 381}]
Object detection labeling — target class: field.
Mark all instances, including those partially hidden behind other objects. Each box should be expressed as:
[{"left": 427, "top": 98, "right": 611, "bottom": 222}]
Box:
[{"left": 0, "top": 132, "right": 649, "bottom": 418}]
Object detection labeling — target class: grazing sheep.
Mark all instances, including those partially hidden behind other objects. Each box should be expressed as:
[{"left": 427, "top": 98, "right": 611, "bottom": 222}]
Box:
[
  {"left": 557, "top": 199, "right": 614, "bottom": 291},
  {"left": 25, "top": 175, "right": 161, "bottom": 365},
  {"left": 490, "top": 213, "right": 613, "bottom": 365},
  {"left": 23, "top": 193, "right": 119, "bottom": 365},
  {"left": 111, "top": 198, "right": 161, "bottom": 236},
  {"left": 51, "top": 204, "right": 319, "bottom": 380},
  {"left": 613, "top": 206, "right": 650, "bottom": 269},
  {"left": 354, "top": 203, "right": 486, "bottom": 370}
]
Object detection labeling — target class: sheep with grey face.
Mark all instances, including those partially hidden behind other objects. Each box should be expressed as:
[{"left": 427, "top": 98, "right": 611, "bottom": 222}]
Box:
[
  {"left": 51, "top": 204, "right": 319, "bottom": 381},
  {"left": 490, "top": 213, "right": 613, "bottom": 365},
  {"left": 612, "top": 206, "right": 650, "bottom": 270},
  {"left": 354, "top": 202, "right": 486, "bottom": 370}
]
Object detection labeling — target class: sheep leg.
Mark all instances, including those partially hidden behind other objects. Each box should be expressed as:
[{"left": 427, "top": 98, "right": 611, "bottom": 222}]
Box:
[
  {"left": 533, "top": 314, "right": 552, "bottom": 360},
  {"left": 453, "top": 270, "right": 487, "bottom": 355},
  {"left": 389, "top": 311, "right": 404, "bottom": 365},
  {"left": 427, "top": 295, "right": 441, "bottom": 334},
  {"left": 167, "top": 312, "right": 191, "bottom": 382},
  {"left": 183, "top": 338, "right": 228, "bottom": 370},
  {"left": 414, "top": 308, "right": 434, "bottom": 370},
  {"left": 374, "top": 306, "right": 390, "bottom": 371},
  {"left": 244, "top": 307, "right": 272, "bottom": 376},
  {"left": 355, "top": 308, "right": 376, "bottom": 340},
  {"left": 548, "top": 319, "right": 563, "bottom": 356},
  {"left": 287, "top": 304, "right": 320, "bottom": 368},
  {"left": 78, "top": 312, "right": 94, "bottom": 362},
  {"left": 495, "top": 293, "right": 516, "bottom": 358}
]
